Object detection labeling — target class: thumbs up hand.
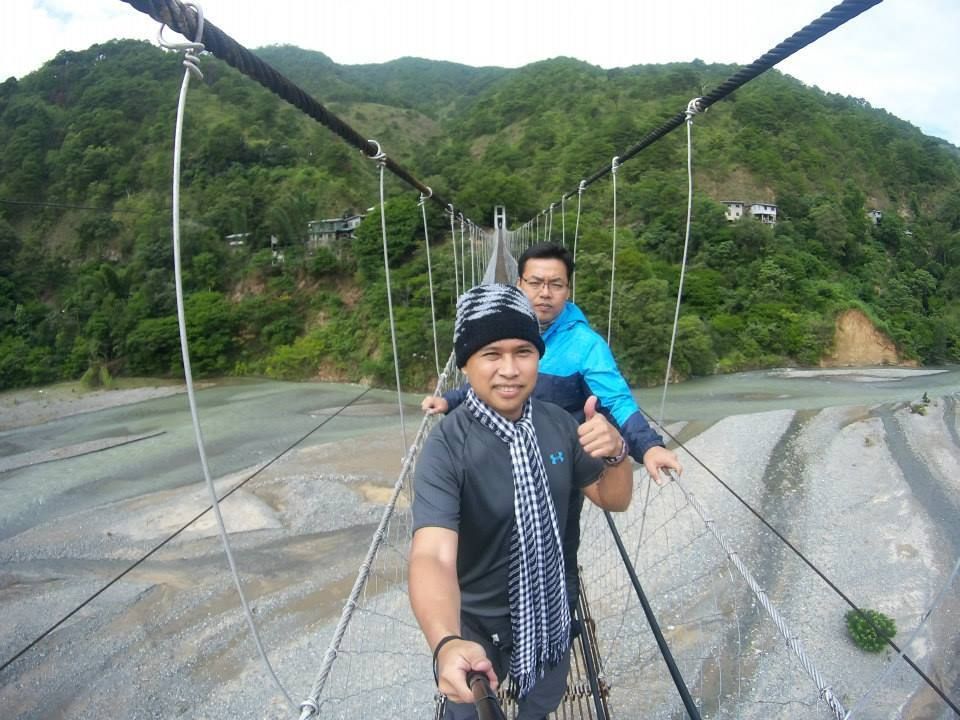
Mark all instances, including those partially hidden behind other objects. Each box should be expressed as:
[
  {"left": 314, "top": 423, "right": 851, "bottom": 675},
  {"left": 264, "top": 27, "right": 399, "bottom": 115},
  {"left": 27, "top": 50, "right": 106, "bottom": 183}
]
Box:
[
  {"left": 578, "top": 395, "right": 626, "bottom": 459},
  {"left": 583, "top": 394, "right": 598, "bottom": 420}
]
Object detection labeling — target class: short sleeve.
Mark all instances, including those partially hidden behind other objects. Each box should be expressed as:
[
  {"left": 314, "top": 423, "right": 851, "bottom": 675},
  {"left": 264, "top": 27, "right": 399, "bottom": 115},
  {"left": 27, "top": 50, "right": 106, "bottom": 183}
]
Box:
[{"left": 411, "top": 424, "right": 462, "bottom": 534}]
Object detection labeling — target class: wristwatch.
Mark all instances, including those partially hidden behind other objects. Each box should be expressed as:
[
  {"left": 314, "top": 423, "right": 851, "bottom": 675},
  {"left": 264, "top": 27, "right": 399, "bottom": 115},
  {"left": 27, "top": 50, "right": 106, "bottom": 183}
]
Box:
[{"left": 603, "top": 438, "right": 629, "bottom": 466}]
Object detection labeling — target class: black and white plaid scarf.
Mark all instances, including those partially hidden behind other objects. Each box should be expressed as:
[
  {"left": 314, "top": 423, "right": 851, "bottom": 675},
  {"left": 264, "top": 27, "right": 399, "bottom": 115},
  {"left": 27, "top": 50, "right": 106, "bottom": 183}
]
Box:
[{"left": 465, "top": 388, "right": 570, "bottom": 698}]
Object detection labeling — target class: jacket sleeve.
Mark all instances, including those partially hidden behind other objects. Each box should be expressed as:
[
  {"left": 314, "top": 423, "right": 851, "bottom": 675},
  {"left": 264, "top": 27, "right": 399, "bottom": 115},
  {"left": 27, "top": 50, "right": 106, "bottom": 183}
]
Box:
[
  {"left": 441, "top": 383, "right": 468, "bottom": 412},
  {"left": 580, "top": 333, "right": 664, "bottom": 462}
]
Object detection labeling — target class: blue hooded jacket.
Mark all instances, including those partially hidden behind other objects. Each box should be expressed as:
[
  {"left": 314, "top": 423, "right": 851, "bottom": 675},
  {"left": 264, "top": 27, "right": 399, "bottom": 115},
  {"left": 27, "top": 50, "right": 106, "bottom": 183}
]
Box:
[{"left": 443, "top": 301, "right": 664, "bottom": 462}]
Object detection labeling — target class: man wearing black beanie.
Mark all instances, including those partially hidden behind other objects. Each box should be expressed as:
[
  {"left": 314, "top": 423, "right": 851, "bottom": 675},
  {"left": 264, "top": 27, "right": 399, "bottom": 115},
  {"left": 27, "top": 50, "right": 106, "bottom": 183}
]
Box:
[{"left": 409, "top": 283, "right": 633, "bottom": 719}]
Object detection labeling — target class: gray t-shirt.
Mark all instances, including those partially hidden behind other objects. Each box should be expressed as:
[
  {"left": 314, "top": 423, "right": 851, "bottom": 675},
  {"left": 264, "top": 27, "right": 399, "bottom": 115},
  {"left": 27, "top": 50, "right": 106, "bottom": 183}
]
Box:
[{"left": 412, "top": 399, "right": 604, "bottom": 617}]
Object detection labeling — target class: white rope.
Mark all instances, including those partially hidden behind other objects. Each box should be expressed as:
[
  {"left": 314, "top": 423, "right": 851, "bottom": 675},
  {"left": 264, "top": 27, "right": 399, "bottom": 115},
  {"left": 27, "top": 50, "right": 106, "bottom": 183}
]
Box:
[
  {"left": 657, "top": 99, "right": 701, "bottom": 425},
  {"left": 606, "top": 156, "right": 620, "bottom": 344},
  {"left": 573, "top": 180, "right": 586, "bottom": 301},
  {"left": 369, "top": 140, "right": 408, "bottom": 450},
  {"left": 161, "top": 4, "right": 294, "bottom": 711},
  {"left": 419, "top": 189, "right": 441, "bottom": 378},
  {"left": 844, "top": 553, "right": 960, "bottom": 718},
  {"left": 548, "top": 202, "right": 555, "bottom": 242}
]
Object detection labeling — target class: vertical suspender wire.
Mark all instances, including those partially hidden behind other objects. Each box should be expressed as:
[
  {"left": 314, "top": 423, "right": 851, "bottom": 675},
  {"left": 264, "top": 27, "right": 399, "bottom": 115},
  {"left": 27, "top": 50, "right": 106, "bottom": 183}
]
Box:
[
  {"left": 470, "top": 222, "right": 477, "bottom": 287},
  {"left": 535, "top": 213, "right": 540, "bottom": 243},
  {"left": 420, "top": 189, "right": 441, "bottom": 379},
  {"left": 573, "top": 180, "right": 586, "bottom": 301},
  {"left": 449, "top": 205, "right": 460, "bottom": 301},
  {"left": 459, "top": 213, "right": 467, "bottom": 291},
  {"left": 548, "top": 203, "right": 555, "bottom": 242},
  {"left": 371, "top": 144, "right": 407, "bottom": 450},
  {"left": 161, "top": 7, "right": 294, "bottom": 711},
  {"left": 560, "top": 196, "right": 566, "bottom": 247},
  {"left": 658, "top": 100, "right": 700, "bottom": 425},
  {"left": 606, "top": 157, "right": 620, "bottom": 344}
]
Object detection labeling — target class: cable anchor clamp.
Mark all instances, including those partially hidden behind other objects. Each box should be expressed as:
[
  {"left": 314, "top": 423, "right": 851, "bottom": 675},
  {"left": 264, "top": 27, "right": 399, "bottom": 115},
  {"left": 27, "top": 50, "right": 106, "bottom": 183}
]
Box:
[
  {"left": 157, "top": 2, "right": 206, "bottom": 79},
  {"left": 685, "top": 97, "right": 705, "bottom": 121},
  {"left": 365, "top": 139, "right": 386, "bottom": 165}
]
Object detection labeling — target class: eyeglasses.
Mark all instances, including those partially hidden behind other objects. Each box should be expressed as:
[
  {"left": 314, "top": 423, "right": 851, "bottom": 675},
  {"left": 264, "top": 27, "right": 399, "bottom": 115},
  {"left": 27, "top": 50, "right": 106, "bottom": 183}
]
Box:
[{"left": 521, "top": 277, "right": 568, "bottom": 293}]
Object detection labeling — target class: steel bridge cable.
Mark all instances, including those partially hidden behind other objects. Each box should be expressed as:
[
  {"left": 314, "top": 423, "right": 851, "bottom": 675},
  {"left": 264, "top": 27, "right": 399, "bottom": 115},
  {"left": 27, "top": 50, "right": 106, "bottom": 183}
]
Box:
[
  {"left": 420, "top": 189, "right": 442, "bottom": 378},
  {"left": 121, "top": 0, "right": 460, "bottom": 215},
  {"left": 603, "top": 509, "right": 702, "bottom": 719},
  {"left": 663, "top": 469, "right": 848, "bottom": 719},
  {"left": 448, "top": 205, "right": 460, "bottom": 300},
  {"left": 370, "top": 142, "right": 408, "bottom": 451},
  {"left": 569, "top": 0, "right": 882, "bottom": 199},
  {"left": 560, "top": 195, "right": 566, "bottom": 247},
  {"left": 161, "top": 9, "right": 294, "bottom": 708},
  {"left": 658, "top": 99, "right": 700, "bottom": 426},
  {"left": 298, "top": 352, "right": 461, "bottom": 718},
  {"left": 460, "top": 213, "right": 468, "bottom": 292},
  {"left": 572, "top": 180, "right": 586, "bottom": 301},
  {"left": 645, "top": 415, "right": 960, "bottom": 715},
  {"left": 845, "top": 554, "right": 960, "bottom": 718},
  {"left": 606, "top": 157, "right": 619, "bottom": 345}
]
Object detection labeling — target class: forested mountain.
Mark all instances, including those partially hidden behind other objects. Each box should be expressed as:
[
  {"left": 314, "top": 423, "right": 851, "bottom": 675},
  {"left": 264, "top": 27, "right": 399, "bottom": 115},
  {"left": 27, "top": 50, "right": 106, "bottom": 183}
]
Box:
[{"left": 1, "top": 39, "right": 958, "bottom": 391}]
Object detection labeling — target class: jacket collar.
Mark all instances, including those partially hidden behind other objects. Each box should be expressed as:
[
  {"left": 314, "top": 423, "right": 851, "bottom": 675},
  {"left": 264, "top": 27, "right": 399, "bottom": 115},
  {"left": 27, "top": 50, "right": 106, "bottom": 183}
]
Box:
[{"left": 542, "top": 301, "right": 588, "bottom": 342}]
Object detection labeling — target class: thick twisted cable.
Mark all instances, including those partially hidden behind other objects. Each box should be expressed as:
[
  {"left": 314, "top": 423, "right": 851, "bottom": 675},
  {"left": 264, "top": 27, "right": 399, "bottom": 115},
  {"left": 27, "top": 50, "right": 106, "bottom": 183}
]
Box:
[
  {"left": 657, "top": 102, "right": 699, "bottom": 425},
  {"left": 123, "top": 0, "right": 459, "bottom": 212},
  {"left": 551, "top": 0, "right": 882, "bottom": 201},
  {"left": 666, "top": 470, "right": 847, "bottom": 719},
  {"left": 420, "top": 190, "right": 442, "bottom": 377},
  {"left": 606, "top": 157, "right": 619, "bottom": 344},
  {"left": 166, "top": 6, "right": 294, "bottom": 710},
  {"left": 371, "top": 147, "right": 407, "bottom": 450},
  {"left": 299, "top": 352, "right": 459, "bottom": 718}
]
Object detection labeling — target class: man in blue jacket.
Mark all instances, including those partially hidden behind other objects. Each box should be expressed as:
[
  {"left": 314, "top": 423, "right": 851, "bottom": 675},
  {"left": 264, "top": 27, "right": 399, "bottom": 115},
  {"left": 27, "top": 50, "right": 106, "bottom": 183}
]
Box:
[{"left": 422, "top": 242, "right": 681, "bottom": 482}]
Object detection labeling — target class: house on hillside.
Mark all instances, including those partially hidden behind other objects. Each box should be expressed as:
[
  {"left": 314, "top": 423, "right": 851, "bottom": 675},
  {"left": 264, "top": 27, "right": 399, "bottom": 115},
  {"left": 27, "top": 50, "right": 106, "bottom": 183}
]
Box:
[
  {"left": 225, "top": 232, "right": 250, "bottom": 252},
  {"left": 867, "top": 209, "right": 883, "bottom": 225},
  {"left": 720, "top": 200, "right": 777, "bottom": 225},
  {"left": 306, "top": 213, "right": 364, "bottom": 252},
  {"left": 721, "top": 200, "right": 744, "bottom": 222},
  {"left": 750, "top": 202, "right": 777, "bottom": 224}
]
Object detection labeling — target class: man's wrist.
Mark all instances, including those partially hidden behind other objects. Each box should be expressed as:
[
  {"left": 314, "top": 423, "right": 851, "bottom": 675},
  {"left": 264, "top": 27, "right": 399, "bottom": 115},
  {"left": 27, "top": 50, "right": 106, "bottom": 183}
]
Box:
[
  {"left": 603, "top": 437, "right": 629, "bottom": 466},
  {"left": 432, "top": 634, "right": 462, "bottom": 685}
]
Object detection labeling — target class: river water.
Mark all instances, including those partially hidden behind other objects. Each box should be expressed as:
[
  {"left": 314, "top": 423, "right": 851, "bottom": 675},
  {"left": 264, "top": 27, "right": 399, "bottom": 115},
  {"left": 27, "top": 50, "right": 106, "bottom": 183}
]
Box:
[{"left": 2, "top": 366, "right": 955, "bottom": 543}]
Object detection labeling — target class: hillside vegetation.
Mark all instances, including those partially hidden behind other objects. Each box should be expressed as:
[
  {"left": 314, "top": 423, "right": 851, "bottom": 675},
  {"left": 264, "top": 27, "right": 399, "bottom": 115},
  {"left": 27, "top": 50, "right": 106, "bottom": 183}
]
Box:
[{"left": 1, "top": 40, "right": 958, "bottom": 391}]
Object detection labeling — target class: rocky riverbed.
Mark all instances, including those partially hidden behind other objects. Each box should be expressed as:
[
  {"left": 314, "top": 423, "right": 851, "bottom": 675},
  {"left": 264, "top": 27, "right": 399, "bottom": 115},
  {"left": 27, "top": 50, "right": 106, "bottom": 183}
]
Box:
[{"left": 0, "top": 373, "right": 957, "bottom": 719}]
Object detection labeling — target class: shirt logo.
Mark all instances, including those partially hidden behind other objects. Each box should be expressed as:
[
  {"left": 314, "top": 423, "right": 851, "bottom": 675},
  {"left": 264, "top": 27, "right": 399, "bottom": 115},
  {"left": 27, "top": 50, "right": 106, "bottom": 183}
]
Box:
[{"left": 549, "top": 451, "right": 565, "bottom": 465}]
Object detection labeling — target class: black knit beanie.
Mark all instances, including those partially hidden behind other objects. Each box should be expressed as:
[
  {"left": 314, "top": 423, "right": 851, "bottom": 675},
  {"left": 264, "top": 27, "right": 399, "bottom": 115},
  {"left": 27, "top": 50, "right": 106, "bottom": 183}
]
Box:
[{"left": 454, "top": 284, "right": 545, "bottom": 368}]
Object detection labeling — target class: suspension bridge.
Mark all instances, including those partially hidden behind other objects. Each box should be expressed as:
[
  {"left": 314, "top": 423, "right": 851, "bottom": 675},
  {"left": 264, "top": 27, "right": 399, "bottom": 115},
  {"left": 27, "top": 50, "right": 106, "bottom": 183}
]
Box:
[{"left": 1, "top": 0, "right": 958, "bottom": 718}]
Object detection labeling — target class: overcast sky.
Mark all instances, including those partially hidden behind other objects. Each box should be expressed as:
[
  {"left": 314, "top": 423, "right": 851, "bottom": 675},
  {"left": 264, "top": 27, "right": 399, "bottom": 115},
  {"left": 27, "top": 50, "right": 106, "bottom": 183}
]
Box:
[{"left": 2, "top": 0, "right": 957, "bottom": 147}]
